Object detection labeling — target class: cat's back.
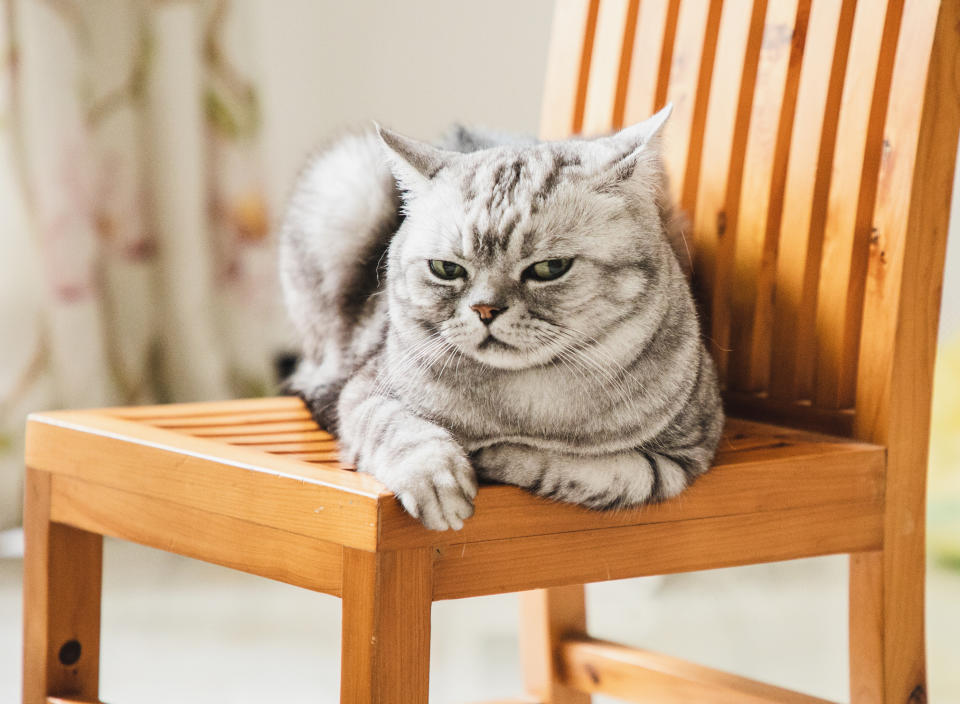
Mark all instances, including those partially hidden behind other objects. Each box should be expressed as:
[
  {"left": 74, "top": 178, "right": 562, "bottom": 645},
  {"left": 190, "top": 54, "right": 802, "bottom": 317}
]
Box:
[{"left": 279, "top": 129, "right": 401, "bottom": 362}]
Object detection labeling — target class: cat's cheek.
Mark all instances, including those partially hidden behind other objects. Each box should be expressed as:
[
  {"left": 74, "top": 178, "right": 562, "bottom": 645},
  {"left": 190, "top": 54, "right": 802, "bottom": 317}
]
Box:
[{"left": 613, "top": 273, "right": 645, "bottom": 303}]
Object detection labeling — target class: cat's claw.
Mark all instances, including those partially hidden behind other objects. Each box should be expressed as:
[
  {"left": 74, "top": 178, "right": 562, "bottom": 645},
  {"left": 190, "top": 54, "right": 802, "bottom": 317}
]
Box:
[{"left": 391, "top": 440, "right": 477, "bottom": 531}]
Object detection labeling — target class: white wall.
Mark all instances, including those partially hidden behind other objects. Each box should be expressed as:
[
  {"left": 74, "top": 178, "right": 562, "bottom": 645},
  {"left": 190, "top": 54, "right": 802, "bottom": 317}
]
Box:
[{"left": 249, "top": 0, "right": 555, "bottom": 212}]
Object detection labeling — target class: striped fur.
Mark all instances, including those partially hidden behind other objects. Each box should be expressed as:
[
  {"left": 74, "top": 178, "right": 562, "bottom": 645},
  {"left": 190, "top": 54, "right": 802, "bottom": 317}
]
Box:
[{"left": 279, "top": 108, "right": 723, "bottom": 530}]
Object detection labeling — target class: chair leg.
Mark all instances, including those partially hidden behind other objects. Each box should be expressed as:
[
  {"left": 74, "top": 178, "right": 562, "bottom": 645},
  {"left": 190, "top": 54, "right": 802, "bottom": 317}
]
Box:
[
  {"left": 849, "top": 549, "right": 927, "bottom": 704},
  {"left": 519, "top": 586, "right": 590, "bottom": 704},
  {"left": 340, "top": 547, "right": 432, "bottom": 703},
  {"left": 22, "top": 468, "right": 103, "bottom": 704}
]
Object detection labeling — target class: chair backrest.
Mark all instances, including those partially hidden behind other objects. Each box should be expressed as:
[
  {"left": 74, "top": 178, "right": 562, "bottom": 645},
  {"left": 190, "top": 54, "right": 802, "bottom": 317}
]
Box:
[{"left": 540, "top": 0, "right": 959, "bottom": 448}]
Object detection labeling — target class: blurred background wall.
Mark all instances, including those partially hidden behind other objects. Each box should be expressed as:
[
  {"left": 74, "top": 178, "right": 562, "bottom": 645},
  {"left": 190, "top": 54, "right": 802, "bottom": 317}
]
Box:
[{"left": 0, "top": 0, "right": 958, "bottom": 567}]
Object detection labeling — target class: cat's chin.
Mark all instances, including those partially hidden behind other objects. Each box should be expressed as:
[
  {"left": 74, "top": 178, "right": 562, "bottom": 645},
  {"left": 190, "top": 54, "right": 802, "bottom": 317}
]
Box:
[{"left": 465, "top": 344, "right": 562, "bottom": 371}]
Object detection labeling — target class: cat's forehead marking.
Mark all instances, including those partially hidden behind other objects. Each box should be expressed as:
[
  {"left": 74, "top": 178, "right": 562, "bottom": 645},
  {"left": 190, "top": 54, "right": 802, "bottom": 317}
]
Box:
[{"left": 458, "top": 146, "right": 584, "bottom": 261}]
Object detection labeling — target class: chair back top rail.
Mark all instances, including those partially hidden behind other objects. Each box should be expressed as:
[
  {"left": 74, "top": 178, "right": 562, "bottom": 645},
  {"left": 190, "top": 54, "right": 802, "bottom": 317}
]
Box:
[{"left": 540, "top": 0, "right": 960, "bottom": 442}]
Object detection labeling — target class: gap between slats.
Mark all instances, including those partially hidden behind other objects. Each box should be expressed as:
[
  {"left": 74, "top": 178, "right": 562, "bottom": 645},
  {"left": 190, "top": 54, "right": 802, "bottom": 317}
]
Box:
[
  {"left": 623, "top": 0, "right": 681, "bottom": 124},
  {"left": 767, "top": 0, "right": 857, "bottom": 402},
  {"left": 812, "top": 0, "right": 905, "bottom": 409},
  {"left": 660, "top": 0, "right": 724, "bottom": 213},
  {"left": 581, "top": 0, "right": 640, "bottom": 133},
  {"left": 689, "top": 0, "right": 769, "bottom": 378},
  {"left": 726, "top": 0, "right": 811, "bottom": 393}
]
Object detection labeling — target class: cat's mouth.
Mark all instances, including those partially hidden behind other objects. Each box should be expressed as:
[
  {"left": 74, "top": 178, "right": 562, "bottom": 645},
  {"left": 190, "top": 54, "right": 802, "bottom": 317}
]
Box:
[{"left": 477, "top": 334, "right": 517, "bottom": 351}]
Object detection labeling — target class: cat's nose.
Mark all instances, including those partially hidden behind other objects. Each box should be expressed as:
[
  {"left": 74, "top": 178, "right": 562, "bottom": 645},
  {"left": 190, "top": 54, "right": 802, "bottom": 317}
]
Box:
[{"left": 470, "top": 303, "right": 507, "bottom": 324}]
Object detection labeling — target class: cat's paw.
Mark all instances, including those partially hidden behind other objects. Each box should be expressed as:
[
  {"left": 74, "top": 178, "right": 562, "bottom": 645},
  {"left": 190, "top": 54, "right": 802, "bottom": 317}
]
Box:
[
  {"left": 471, "top": 443, "right": 540, "bottom": 483},
  {"left": 388, "top": 439, "right": 478, "bottom": 531}
]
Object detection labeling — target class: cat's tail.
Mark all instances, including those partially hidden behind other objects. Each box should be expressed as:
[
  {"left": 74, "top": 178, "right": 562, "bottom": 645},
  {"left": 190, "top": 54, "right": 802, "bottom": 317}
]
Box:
[{"left": 278, "top": 129, "right": 399, "bottom": 426}]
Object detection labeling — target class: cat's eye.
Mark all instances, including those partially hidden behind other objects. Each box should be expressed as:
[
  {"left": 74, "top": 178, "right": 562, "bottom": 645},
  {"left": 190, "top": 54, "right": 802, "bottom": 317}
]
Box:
[
  {"left": 428, "top": 259, "right": 467, "bottom": 280},
  {"left": 524, "top": 258, "right": 573, "bottom": 281}
]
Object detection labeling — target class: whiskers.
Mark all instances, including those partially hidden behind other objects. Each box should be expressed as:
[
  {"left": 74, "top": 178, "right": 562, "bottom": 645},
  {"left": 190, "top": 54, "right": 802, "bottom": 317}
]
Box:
[
  {"left": 355, "top": 329, "right": 459, "bottom": 430},
  {"left": 532, "top": 320, "right": 648, "bottom": 416}
]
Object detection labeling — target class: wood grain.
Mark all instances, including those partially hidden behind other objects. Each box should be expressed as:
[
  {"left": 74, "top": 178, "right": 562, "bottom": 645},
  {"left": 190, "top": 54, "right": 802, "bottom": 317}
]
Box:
[
  {"left": 768, "top": 0, "right": 857, "bottom": 402},
  {"left": 850, "top": 0, "right": 960, "bottom": 701},
  {"left": 660, "top": 0, "right": 724, "bottom": 212},
  {"left": 433, "top": 502, "right": 882, "bottom": 599},
  {"left": 689, "top": 0, "right": 768, "bottom": 375},
  {"left": 622, "top": 0, "right": 680, "bottom": 124},
  {"left": 340, "top": 548, "right": 433, "bottom": 703},
  {"left": 519, "top": 587, "right": 589, "bottom": 704},
  {"left": 378, "top": 417, "right": 884, "bottom": 550},
  {"left": 813, "top": 0, "right": 904, "bottom": 409},
  {"left": 51, "top": 474, "right": 343, "bottom": 596},
  {"left": 23, "top": 469, "right": 102, "bottom": 704},
  {"left": 581, "top": 0, "right": 639, "bottom": 133},
  {"left": 559, "top": 637, "right": 838, "bottom": 703},
  {"left": 26, "top": 412, "right": 384, "bottom": 550},
  {"left": 539, "top": 0, "right": 600, "bottom": 139},
  {"left": 727, "top": 0, "right": 809, "bottom": 392},
  {"left": 105, "top": 396, "right": 306, "bottom": 419}
]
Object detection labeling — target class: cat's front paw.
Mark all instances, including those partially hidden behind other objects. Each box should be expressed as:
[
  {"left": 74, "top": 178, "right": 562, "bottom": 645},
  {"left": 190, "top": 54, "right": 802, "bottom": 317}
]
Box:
[{"left": 386, "top": 439, "right": 478, "bottom": 531}]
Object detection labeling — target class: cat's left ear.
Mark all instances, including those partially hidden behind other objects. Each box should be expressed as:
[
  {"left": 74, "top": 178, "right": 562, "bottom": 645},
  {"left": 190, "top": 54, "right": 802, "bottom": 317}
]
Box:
[
  {"left": 591, "top": 103, "right": 672, "bottom": 182},
  {"left": 376, "top": 124, "right": 458, "bottom": 196}
]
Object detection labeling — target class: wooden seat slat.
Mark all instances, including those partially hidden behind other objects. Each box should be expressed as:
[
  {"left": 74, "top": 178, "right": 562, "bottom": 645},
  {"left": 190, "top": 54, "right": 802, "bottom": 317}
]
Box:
[
  {"left": 27, "top": 398, "right": 883, "bottom": 554},
  {"left": 216, "top": 431, "right": 334, "bottom": 445},
  {"left": 188, "top": 420, "right": 322, "bottom": 436},
  {"left": 106, "top": 396, "right": 306, "bottom": 419},
  {"left": 245, "top": 441, "right": 339, "bottom": 453},
  {"left": 150, "top": 410, "right": 314, "bottom": 428}
]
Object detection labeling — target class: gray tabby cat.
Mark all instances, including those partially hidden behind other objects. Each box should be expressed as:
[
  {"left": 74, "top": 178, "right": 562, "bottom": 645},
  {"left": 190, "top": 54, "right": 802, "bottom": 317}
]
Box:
[{"left": 279, "top": 107, "right": 723, "bottom": 530}]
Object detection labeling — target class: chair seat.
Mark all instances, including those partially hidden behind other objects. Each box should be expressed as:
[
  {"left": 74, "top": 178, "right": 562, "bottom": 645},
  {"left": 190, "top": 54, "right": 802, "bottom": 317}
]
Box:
[{"left": 26, "top": 396, "right": 884, "bottom": 599}]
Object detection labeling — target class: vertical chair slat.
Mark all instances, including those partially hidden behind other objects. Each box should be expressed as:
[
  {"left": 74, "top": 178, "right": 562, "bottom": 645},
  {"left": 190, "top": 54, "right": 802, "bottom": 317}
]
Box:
[
  {"left": 812, "top": 0, "right": 905, "bottom": 409},
  {"left": 660, "top": 0, "right": 724, "bottom": 212},
  {"left": 540, "top": 0, "right": 601, "bottom": 139},
  {"left": 582, "top": 0, "right": 640, "bottom": 134},
  {"left": 767, "top": 0, "right": 858, "bottom": 402},
  {"left": 688, "top": 0, "right": 769, "bottom": 377},
  {"left": 727, "top": 0, "right": 811, "bottom": 392},
  {"left": 622, "top": 0, "right": 681, "bottom": 124},
  {"left": 851, "top": 0, "right": 960, "bottom": 700}
]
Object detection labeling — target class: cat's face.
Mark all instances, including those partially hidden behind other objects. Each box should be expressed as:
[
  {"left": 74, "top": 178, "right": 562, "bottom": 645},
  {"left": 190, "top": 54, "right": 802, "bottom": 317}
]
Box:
[{"left": 381, "top": 109, "right": 673, "bottom": 371}]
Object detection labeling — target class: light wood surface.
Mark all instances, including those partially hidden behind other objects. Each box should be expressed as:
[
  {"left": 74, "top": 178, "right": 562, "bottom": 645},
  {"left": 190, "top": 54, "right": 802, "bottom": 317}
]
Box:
[
  {"left": 768, "top": 0, "right": 857, "bottom": 401},
  {"left": 849, "top": 1, "right": 960, "bottom": 701},
  {"left": 27, "top": 405, "right": 884, "bottom": 552},
  {"left": 519, "top": 587, "right": 589, "bottom": 704},
  {"left": 340, "top": 548, "right": 432, "bottom": 703},
  {"left": 25, "top": 410, "right": 385, "bottom": 551},
  {"left": 662, "top": 0, "right": 723, "bottom": 212},
  {"left": 433, "top": 501, "right": 881, "bottom": 600},
  {"left": 539, "top": 0, "right": 599, "bottom": 139},
  {"left": 23, "top": 469, "right": 102, "bottom": 704},
  {"left": 51, "top": 474, "right": 343, "bottom": 596},
  {"left": 581, "top": 0, "right": 637, "bottom": 133},
  {"left": 727, "top": 0, "right": 807, "bottom": 392},
  {"left": 559, "top": 637, "right": 838, "bottom": 704},
  {"left": 622, "top": 0, "right": 678, "bottom": 124}
]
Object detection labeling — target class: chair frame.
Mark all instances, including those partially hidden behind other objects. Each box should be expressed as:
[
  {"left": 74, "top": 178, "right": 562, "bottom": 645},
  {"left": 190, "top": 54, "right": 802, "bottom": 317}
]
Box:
[{"left": 23, "top": 0, "right": 960, "bottom": 702}]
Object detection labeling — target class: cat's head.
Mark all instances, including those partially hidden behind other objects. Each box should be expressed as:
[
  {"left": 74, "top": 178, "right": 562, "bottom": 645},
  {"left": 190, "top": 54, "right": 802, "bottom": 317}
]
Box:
[{"left": 379, "top": 107, "right": 676, "bottom": 371}]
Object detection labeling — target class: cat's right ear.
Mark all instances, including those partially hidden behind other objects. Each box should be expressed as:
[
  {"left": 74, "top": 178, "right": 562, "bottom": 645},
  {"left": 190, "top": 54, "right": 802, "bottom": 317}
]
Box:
[{"left": 376, "top": 124, "right": 455, "bottom": 196}]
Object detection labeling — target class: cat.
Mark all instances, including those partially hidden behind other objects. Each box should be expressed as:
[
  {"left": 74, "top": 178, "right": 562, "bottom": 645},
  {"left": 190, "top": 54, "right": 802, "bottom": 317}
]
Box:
[{"left": 279, "top": 106, "right": 724, "bottom": 530}]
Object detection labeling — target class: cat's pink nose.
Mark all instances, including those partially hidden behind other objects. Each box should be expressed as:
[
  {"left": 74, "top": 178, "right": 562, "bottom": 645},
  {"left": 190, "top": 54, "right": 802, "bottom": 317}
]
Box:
[{"left": 470, "top": 304, "right": 506, "bottom": 324}]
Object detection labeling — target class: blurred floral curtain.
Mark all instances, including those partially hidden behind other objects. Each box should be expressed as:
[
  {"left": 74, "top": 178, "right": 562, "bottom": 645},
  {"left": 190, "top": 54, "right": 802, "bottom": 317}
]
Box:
[{"left": 0, "top": 0, "right": 287, "bottom": 528}]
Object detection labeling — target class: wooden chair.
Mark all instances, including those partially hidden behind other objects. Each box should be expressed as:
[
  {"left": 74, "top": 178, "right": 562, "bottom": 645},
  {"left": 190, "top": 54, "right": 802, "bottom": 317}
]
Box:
[{"left": 23, "top": 0, "right": 959, "bottom": 701}]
